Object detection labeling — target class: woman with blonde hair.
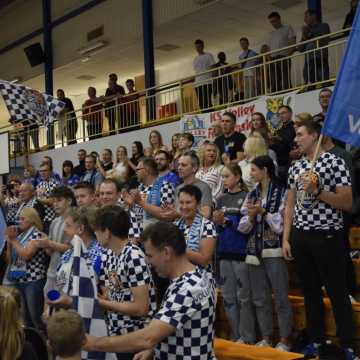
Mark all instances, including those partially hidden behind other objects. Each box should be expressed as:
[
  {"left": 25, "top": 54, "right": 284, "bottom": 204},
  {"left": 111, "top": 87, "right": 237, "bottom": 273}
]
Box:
[
  {"left": 0, "top": 286, "right": 38, "bottom": 360},
  {"left": 239, "top": 135, "right": 277, "bottom": 191},
  {"left": 149, "top": 129, "right": 168, "bottom": 154},
  {"left": 170, "top": 133, "right": 181, "bottom": 159},
  {"left": 112, "top": 145, "right": 132, "bottom": 181},
  {"left": 5, "top": 207, "right": 48, "bottom": 332},
  {"left": 196, "top": 141, "right": 224, "bottom": 201}
]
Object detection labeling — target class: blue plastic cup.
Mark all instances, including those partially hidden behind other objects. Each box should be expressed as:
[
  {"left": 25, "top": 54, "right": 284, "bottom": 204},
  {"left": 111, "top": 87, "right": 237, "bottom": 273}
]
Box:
[{"left": 47, "top": 289, "right": 60, "bottom": 301}]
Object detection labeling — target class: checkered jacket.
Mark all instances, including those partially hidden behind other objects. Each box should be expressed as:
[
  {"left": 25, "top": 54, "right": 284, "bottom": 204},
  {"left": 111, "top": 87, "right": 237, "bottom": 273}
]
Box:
[
  {"left": 154, "top": 266, "right": 216, "bottom": 359},
  {"left": 128, "top": 181, "right": 175, "bottom": 238},
  {"left": 288, "top": 152, "right": 351, "bottom": 230},
  {"left": 99, "top": 243, "right": 157, "bottom": 336}
]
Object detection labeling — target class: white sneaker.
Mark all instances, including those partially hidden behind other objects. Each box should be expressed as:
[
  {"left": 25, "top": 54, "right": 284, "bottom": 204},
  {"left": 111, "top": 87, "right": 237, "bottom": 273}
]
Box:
[
  {"left": 350, "top": 295, "right": 356, "bottom": 304},
  {"left": 255, "top": 339, "right": 272, "bottom": 348},
  {"left": 235, "top": 337, "right": 245, "bottom": 344},
  {"left": 275, "top": 342, "right": 291, "bottom": 352}
]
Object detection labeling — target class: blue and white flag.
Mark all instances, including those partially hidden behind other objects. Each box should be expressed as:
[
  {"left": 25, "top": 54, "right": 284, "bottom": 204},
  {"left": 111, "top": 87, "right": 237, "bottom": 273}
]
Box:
[
  {"left": 0, "top": 80, "right": 65, "bottom": 127},
  {"left": 70, "top": 236, "right": 116, "bottom": 360},
  {"left": 321, "top": 6, "right": 360, "bottom": 147}
]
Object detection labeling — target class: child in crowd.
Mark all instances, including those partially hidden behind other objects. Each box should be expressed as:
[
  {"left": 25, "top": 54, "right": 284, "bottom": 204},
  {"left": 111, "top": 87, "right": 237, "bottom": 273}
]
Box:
[
  {"left": 47, "top": 310, "right": 85, "bottom": 360},
  {"left": 37, "top": 186, "right": 74, "bottom": 295},
  {"left": 95, "top": 205, "right": 157, "bottom": 360},
  {"left": 213, "top": 163, "right": 248, "bottom": 341}
]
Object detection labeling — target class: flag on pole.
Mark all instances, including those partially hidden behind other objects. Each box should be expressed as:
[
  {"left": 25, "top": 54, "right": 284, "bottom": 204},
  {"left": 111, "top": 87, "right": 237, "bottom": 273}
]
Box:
[
  {"left": 69, "top": 236, "right": 116, "bottom": 360},
  {"left": 0, "top": 80, "right": 65, "bottom": 127},
  {"left": 321, "top": 6, "right": 360, "bottom": 148}
]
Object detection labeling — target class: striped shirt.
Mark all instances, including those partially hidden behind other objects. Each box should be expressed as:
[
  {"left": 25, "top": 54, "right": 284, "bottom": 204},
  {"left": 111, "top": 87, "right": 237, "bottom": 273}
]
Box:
[{"left": 196, "top": 165, "right": 224, "bottom": 201}]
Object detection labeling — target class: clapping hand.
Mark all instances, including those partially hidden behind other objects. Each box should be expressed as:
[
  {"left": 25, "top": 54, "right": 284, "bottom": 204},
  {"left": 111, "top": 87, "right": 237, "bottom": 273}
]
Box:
[
  {"left": 247, "top": 200, "right": 264, "bottom": 219},
  {"left": 213, "top": 210, "right": 225, "bottom": 226},
  {"left": 6, "top": 225, "right": 18, "bottom": 243},
  {"left": 122, "top": 189, "right": 135, "bottom": 207}
]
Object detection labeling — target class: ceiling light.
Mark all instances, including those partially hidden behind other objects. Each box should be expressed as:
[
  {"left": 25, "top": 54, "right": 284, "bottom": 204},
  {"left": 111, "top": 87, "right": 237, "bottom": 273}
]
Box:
[{"left": 77, "top": 40, "right": 108, "bottom": 56}]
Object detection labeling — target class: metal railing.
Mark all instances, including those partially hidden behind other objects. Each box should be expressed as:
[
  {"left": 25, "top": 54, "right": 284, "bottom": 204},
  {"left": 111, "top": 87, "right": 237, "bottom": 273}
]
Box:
[{"left": 5, "top": 27, "right": 351, "bottom": 156}]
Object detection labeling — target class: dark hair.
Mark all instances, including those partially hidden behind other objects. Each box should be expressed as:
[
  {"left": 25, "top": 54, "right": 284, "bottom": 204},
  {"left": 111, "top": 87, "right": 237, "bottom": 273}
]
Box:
[
  {"left": 319, "top": 87, "right": 333, "bottom": 97},
  {"left": 133, "top": 141, "right": 144, "bottom": 156},
  {"left": 141, "top": 222, "right": 186, "bottom": 255},
  {"left": 182, "top": 150, "right": 200, "bottom": 170},
  {"left": 78, "top": 149, "right": 86, "bottom": 154},
  {"left": 140, "top": 157, "right": 159, "bottom": 176},
  {"left": 194, "top": 39, "right": 204, "bottom": 46},
  {"left": 57, "top": 89, "right": 65, "bottom": 96},
  {"left": 179, "top": 132, "right": 195, "bottom": 146},
  {"left": 109, "top": 73, "right": 117, "bottom": 79},
  {"left": 40, "top": 162, "right": 53, "bottom": 172},
  {"left": 178, "top": 184, "right": 202, "bottom": 203},
  {"left": 73, "top": 181, "right": 95, "bottom": 193},
  {"left": 251, "top": 155, "right": 276, "bottom": 180},
  {"left": 95, "top": 206, "right": 130, "bottom": 238},
  {"left": 279, "top": 105, "right": 293, "bottom": 113},
  {"left": 126, "top": 79, "right": 134, "bottom": 85},
  {"left": 268, "top": 11, "right": 280, "bottom": 19},
  {"left": 297, "top": 119, "right": 322, "bottom": 136},
  {"left": 222, "top": 111, "right": 236, "bottom": 123},
  {"left": 51, "top": 186, "right": 76, "bottom": 204},
  {"left": 103, "top": 148, "right": 112, "bottom": 156},
  {"left": 306, "top": 8, "right": 318, "bottom": 18},
  {"left": 62, "top": 160, "right": 74, "bottom": 177},
  {"left": 155, "top": 150, "right": 171, "bottom": 161},
  {"left": 100, "top": 178, "right": 122, "bottom": 192},
  {"left": 239, "top": 37, "right": 249, "bottom": 43}
]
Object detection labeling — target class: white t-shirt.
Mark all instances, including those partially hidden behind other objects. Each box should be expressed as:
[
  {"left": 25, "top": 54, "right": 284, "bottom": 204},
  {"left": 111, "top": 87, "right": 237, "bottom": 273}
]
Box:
[
  {"left": 266, "top": 24, "right": 296, "bottom": 57},
  {"left": 193, "top": 52, "right": 215, "bottom": 85},
  {"left": 113, "top": 162, "right": 128, "bottom": 179}
]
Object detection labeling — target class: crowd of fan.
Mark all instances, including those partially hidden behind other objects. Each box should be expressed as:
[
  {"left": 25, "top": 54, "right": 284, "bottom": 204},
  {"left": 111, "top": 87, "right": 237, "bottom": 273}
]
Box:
[{"left": 1, "top": 84, "right": 360, "bottom": 359}]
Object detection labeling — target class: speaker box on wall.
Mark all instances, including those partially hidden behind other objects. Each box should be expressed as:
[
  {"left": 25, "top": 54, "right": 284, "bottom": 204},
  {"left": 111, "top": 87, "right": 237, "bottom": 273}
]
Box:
[{"left": 24, "top": 43, "right": 45, "bottom": 67}]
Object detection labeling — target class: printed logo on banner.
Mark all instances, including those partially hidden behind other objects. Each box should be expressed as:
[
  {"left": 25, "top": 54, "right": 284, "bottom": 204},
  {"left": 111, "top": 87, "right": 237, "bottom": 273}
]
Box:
[
  {"left": 266, "top": 96, "right": 292, "bottom": 134},
  {"left": 182, "top": 115, "right": 207, "bottom": 147},
  {"left": 25, "top": 89, "right": 47, "bottom": 122}
]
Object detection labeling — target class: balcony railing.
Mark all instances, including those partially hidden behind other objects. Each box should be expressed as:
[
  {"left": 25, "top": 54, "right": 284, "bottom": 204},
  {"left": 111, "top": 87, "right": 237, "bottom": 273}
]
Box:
[{"left": 4, "top": 27, "right": 351, "bottom": 156}]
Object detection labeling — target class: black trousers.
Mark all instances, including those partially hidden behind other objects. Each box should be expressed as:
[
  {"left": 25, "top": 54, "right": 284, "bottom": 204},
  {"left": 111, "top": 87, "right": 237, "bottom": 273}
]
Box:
[
  {"left": 66, "top": 118, "right": 78, "bottom": 145},
  {"left": 269, "top": 56, "right": 292, "bottom": 93},
  {"left": 195, "top": 84, "right": 213, "bottom": 111},
  {"left": 87, "top": 119, "right": 103, "bottom": 140},
  {"left": 304, "top": 52, "right": 330, "bottom": 85},
  {"left": 116, "top": 353, "right": 134, "bottom": 360},
  {"left": 290, "top": 227, "right": 354, "bottom": 347}
]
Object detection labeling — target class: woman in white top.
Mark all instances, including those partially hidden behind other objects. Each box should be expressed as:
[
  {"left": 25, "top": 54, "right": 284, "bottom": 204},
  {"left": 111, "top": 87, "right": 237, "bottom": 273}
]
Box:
[
  {"left": 112, "top": 146, "right": 131, "bottom": 182},
  {"left": 238, "top": 135, "right": 278, "bottom": 192},
  {"left": 196, "top": 141, "right": 224, "bottom": 202}
]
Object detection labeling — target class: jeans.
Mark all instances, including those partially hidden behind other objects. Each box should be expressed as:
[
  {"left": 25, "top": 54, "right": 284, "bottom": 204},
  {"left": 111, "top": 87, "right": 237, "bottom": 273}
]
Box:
[
  {"left": 14, "top": 278, "right": 46, "bottom": 332},
  {"left": 219, "top": 260, "right": 248, "bottom": 340}
]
